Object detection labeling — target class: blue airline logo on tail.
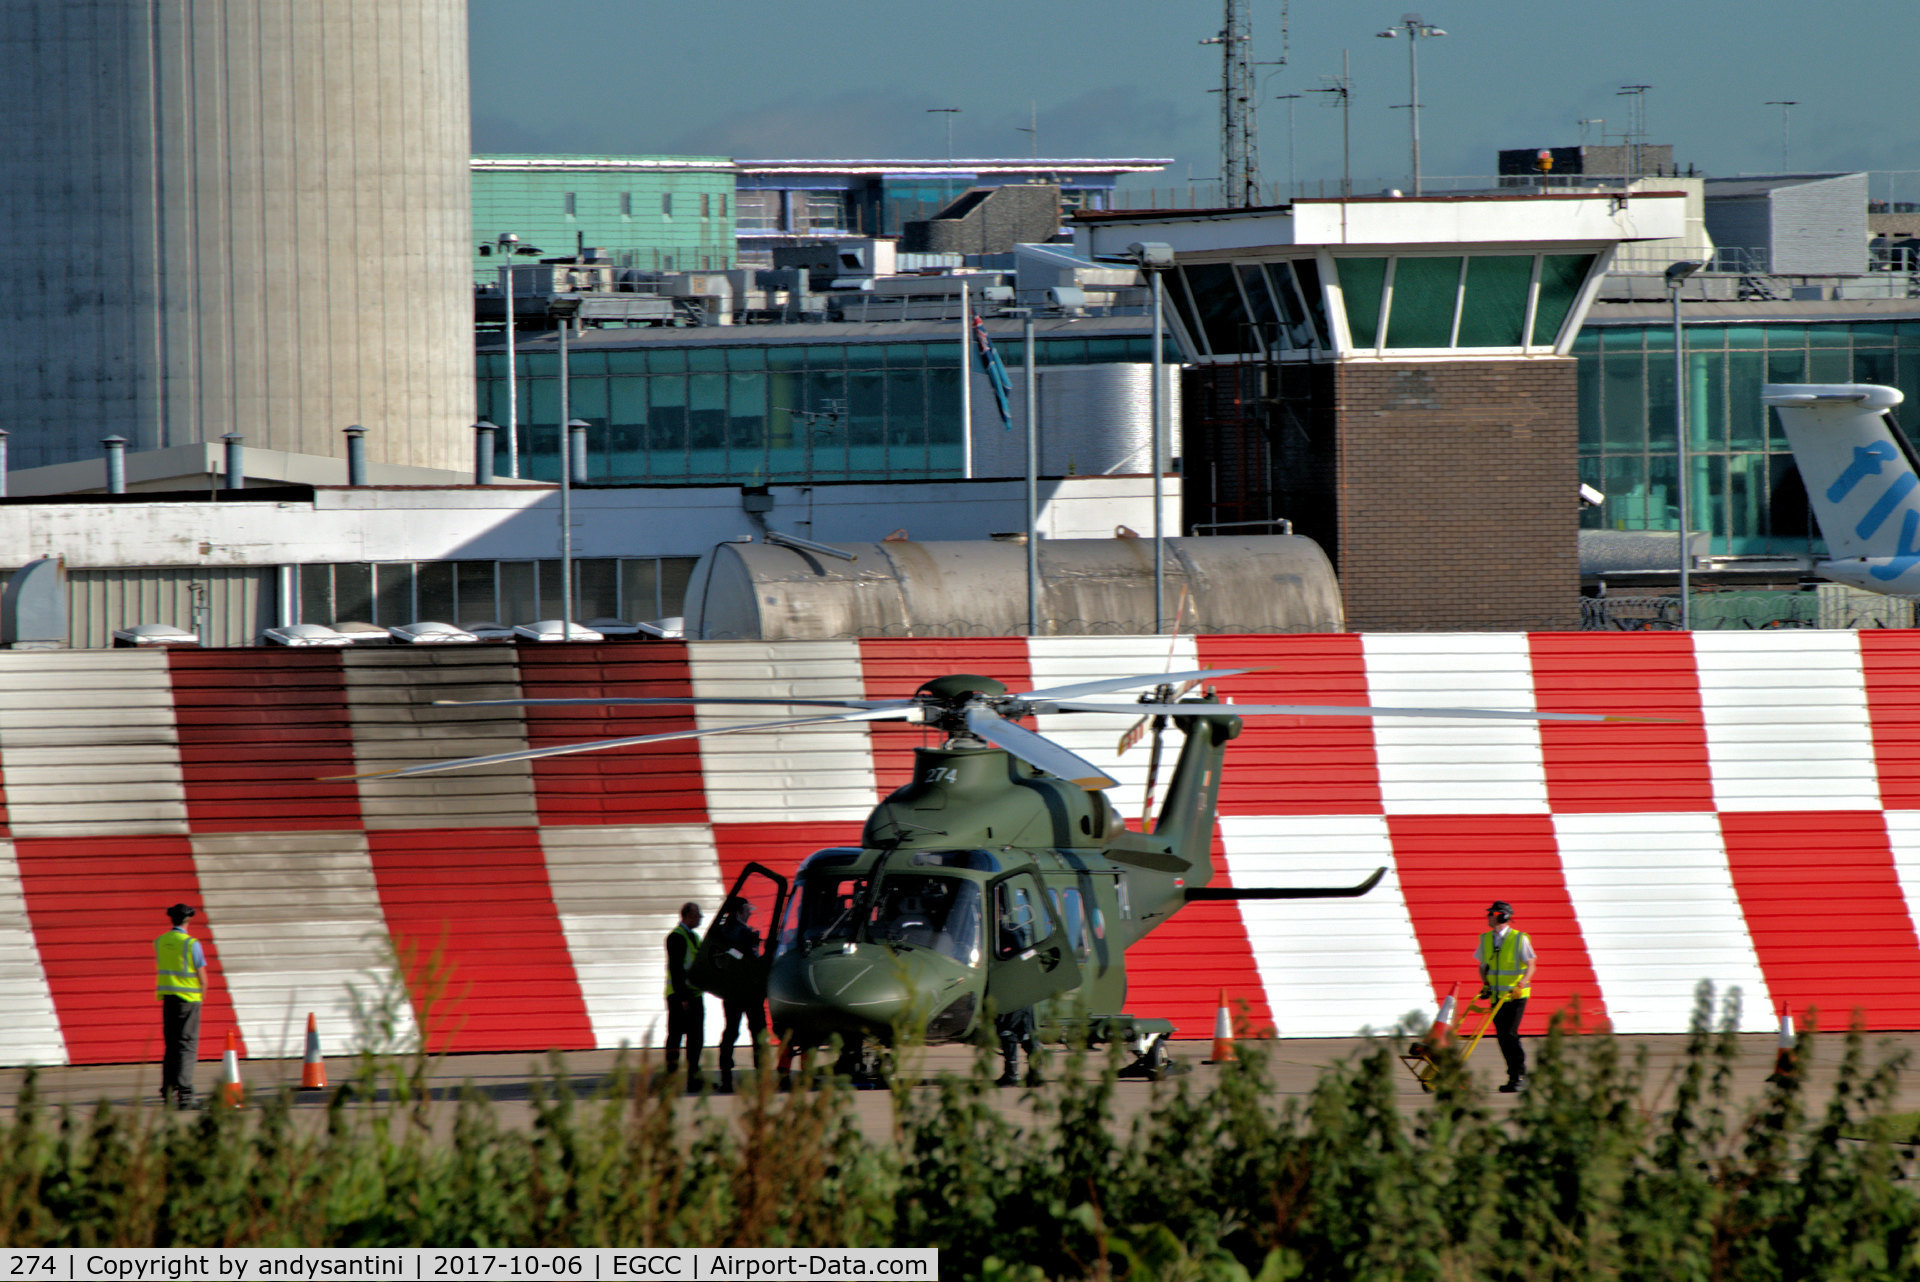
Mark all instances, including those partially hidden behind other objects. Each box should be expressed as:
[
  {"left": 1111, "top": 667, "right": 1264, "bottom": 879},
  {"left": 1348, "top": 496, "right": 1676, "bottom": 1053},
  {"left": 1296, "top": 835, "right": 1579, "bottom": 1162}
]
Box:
[{"left": 1826, "top": 442, "right": 1920, "bottom": 580}]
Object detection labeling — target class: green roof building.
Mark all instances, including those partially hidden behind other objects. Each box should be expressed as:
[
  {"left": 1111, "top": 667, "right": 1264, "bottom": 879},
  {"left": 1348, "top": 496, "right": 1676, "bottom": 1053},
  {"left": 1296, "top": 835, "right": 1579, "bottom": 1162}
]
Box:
[{"left": 471, "top": 155, "right": 736, "bottom": 281}]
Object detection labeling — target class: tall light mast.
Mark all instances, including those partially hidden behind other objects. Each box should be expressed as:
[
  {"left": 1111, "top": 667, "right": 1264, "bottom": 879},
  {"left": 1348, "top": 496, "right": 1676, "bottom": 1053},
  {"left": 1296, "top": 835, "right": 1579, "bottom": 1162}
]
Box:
[{"left": 1202, "top": 0, "right": 1259, "bottom": 207}]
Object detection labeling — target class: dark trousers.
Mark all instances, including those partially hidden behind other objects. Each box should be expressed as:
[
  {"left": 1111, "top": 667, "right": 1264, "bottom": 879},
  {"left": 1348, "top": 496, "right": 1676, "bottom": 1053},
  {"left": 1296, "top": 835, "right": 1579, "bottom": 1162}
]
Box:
[
  {"left": 665, "top": 992, "right": 704, "bottom": 1073},
  {"left": 718, "top": 997, "right": 767, "bottom": 1075},
  {"left": 160, "top": 996, "right": 201, "bottom": 1100},
  {"left": 1493, "top": 996, "right": 1528, "bottom": 1082}
]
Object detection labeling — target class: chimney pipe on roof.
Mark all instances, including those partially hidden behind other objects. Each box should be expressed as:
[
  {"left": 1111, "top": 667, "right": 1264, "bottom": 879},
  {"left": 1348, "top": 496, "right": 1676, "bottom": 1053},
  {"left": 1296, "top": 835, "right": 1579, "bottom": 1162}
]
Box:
[
  {"left": 103, "top": 436, "right": 127, "bottom": 494},
  {"left": 222, "top": 433, "right": 245, "bottom": 492},
  {"left": 344, "top": 425, "right": 367, "bottom": 486}
]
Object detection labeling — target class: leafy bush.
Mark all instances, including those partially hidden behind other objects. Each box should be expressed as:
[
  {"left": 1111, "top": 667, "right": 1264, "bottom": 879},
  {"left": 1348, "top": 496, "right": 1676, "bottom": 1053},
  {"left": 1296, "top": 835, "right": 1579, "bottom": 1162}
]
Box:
[{"left": 3, "top": 985, "right": 1916, "bottom": 1282}]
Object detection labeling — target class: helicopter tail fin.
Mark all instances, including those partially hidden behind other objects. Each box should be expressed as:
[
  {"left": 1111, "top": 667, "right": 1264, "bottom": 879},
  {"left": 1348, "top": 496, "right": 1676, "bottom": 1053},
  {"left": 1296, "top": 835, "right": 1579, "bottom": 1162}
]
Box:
[
  {"left": 1766, "top": 382, "right": 1919, "bottom": 591},
  {"left": 1150, "top": 710, "right": 1242, "bottom": 885}
]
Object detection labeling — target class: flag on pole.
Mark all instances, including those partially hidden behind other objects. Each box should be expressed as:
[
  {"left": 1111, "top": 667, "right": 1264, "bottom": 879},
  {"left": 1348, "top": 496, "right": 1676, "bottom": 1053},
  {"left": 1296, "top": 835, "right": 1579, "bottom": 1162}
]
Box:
[{"left": 972, "top": 314, "right": 1014, "bottom": 428}]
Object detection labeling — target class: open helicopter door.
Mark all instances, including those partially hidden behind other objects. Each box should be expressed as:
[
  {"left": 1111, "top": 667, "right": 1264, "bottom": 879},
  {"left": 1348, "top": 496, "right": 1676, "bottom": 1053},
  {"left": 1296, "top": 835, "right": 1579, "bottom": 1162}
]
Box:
[
  {"left": 984, "top": 869, "right": 1081, "bottom": 1014},
  {"left": 687, "top": 863, "right": 789, "bottom": 1006}
]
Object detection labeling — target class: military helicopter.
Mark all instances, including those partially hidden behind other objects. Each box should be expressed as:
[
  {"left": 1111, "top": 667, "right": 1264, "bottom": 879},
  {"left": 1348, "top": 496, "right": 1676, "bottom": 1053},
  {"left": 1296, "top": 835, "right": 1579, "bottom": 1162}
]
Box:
[{"left": 346, "top": 668, "right": 1626, "bottom": 1079}]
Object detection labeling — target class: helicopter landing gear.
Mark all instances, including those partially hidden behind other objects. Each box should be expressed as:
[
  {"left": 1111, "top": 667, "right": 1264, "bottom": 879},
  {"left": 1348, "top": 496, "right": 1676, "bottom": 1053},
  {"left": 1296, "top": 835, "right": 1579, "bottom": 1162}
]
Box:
[
  {"left": 1117, "top": 1032, "right": 1186, "bottom": 1082},
  {"left": 832, "top": 1036, "right": 890, "bottom": 1089}
]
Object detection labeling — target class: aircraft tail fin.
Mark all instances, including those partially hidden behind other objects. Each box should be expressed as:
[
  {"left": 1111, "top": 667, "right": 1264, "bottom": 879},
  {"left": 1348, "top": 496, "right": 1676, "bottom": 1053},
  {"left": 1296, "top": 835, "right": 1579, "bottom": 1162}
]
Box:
[{"left": 1766, "top": 383, "right": 1912, "bottom": 565}]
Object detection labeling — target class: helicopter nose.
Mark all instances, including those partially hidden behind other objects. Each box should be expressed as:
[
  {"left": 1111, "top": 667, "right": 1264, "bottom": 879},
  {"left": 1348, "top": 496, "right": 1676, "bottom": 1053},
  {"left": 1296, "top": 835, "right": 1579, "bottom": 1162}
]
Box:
[{"left": 771, "top": 947, "right": 916, "bottom": 1034}]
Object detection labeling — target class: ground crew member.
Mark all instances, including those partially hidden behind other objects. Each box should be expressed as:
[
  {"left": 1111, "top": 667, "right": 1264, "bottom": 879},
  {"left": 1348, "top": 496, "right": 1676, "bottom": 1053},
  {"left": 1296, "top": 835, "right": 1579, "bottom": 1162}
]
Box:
[
  {"left": 155, "top": 903, "right": 205, "bottom": 1109},
  {"left": 713, "top": 897, "right": 768, "bottom": 1094},
  {"left": 1476, "top": 899, "right": 1535, "bottom": 1093},
  {"left": 664, "top": 901, "right": 705, "bottom": 1088}
]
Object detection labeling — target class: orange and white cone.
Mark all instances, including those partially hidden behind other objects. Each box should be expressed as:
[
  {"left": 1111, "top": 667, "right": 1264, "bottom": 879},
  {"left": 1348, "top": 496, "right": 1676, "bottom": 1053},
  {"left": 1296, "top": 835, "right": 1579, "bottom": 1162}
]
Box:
[
  {"left": 219, "top": 1028, "right": 245, "bottom": 1108},
  {"left": 1410, "top": 983, "right": 1458, "bottom": 1060},
  {"left": 1205, "top": 988, "right": 1235, "bottom": 1063},
  {"left": 1771, "top": 1001, "right": 1796, "bottom": 1079},
  {"left": 299, "top": 1012, "right": 327, "bottom": 1090},
  {"left": 1431, "top": 983, "right": 1459, "bottom": 1046}
]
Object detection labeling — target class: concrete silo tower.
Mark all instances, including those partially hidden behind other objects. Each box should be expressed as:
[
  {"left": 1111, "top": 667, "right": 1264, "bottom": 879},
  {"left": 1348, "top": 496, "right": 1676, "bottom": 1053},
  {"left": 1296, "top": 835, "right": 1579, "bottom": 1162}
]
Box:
[{"left": 0, "top": 1, "right": 473, "bottom": 476}]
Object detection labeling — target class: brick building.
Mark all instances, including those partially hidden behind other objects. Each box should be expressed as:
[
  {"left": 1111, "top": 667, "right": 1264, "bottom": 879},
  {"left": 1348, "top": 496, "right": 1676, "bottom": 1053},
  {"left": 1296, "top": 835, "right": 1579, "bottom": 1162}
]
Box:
[{"left": 1075, "top": 193, "right": 1686, "bottom": 631}]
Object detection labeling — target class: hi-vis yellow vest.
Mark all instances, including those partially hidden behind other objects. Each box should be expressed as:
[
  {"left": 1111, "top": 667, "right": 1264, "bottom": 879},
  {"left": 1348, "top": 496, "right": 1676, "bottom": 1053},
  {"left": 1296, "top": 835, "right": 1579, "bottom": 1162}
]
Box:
[
  {"left": 154, "top": 930, "right": 203, "bottom": 1002},
  {"left": 667, "top": 924, "right": 702, "bottom": 997},
  {"left": 1479, "top": 929, "right": 1532, "bottom": 999}
]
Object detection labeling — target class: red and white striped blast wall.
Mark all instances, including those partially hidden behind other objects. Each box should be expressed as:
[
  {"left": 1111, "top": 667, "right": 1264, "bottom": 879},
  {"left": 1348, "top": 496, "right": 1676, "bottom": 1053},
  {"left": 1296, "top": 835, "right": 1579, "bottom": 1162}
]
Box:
[{"left": 6, "top": 630, "right": 1920, "bottom": 1068}]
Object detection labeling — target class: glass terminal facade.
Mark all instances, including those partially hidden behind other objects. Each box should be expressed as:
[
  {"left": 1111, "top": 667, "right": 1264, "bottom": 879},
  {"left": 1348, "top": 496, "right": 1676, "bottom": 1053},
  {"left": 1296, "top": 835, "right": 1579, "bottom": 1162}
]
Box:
[
  {"left": 475, "top": 334, "right": 1164, "bottom": 484},
  {"left": 1574, "top": 319, "right": 1920, "bottom": 557}
]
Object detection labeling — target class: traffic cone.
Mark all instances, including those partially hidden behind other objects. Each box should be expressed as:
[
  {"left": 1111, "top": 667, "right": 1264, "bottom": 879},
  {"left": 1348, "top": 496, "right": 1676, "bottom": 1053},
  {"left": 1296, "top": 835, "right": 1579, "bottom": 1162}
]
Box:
[
  {"left": 1770, "top": 1001, "right": 1796, "bottom": 1080},
  {"left": 299, "top": 1012, "right": 327, "bottom": 1090},
  {"left": 219, "top": 1029, "right": 244, "bottom": 1108},
  {"left": 1205, "top": 988, "right": 1234, "bottom": 1063},
  {"left": 1414, "top": 983, "right": 1459, "bottom": 1057}
]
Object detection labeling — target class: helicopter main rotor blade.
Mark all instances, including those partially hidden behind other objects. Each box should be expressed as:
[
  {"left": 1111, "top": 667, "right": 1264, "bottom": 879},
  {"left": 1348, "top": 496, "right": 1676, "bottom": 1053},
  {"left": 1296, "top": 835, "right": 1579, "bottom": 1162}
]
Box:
[
  {"left": 962, "top": 706, "right": 1119, "bottom": 790},
  {"left": 1016, "top": 667, "right": 1256, "bottom": 703},
  {"left": 323, "top": 705, "right": 916, "bottom": 782},
  {"left": 431, "top": 696, "right": 901, "bottom": 711},
  {"left": 1047, "top": 701, "right": 1646, "bottom": 723}
]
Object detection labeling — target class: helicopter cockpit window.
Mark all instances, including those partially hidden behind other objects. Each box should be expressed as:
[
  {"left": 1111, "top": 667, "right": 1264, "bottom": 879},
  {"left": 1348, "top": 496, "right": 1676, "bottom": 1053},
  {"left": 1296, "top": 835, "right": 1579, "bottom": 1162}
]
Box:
[
  {"left": 866, "top": 874, "right": 982, "bottom": 966},
  {"left": 993, "top": 877, "right": 1054, "bottom": 960},
  {"left": 781, "top": 873, "right": 870, "bottom": 951}
]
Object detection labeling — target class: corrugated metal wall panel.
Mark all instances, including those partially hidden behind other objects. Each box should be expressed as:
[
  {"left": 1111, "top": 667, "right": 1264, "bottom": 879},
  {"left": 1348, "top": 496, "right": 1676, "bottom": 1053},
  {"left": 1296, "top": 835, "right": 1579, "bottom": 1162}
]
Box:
[
  {"left": 540, "top": 823, "right": 724, "bottom": 1049},
  {"left": 0, "top": 650, "right": 186, "bottom": 837},
  {"left": 15, "top": 834, "right": 243, "bottom": 1066},
  {"left": 0, "top": 840, "right": 66, "bottom": 1063},
  {"left": 1363, "top": 634, "right": 1550, "bottom": 815},
  {"left": 1553, "top": 812, "right": 1773, "bottom": 1034},
  {"left": 366, "top": 826, "right": 593, "bottom": 1054},
  {"left": 1861, "top": 632, "right": 1920, "bottom": 808},
  {"left": 190, "top": 831, "right": 414, "bottom": 1059},
  {"left": 1721, "top": 810, "right": 1920, "bottom": 1026},
  {"left": 1222, "top": 814, "right": 1431, "bottom": 1037},
  {"left": 689, "top": 642, "right": 879, "bottom": 824},
  {"left": 1390, "top": 815, "right": 1609, "bottom": 1036},
  {"left": 13, "top": 633, "right": 1920, "bottom": 1064},
  {"left": 67, "top": 567, "right": 276, "bottom": 650},
  {"left": 1198, "top": 633, "right": 1381, "bottom": 817},
  {"left": 343, "top": 648, "right": 537, "bottom": 830},
  {"left": 519, "top": 644, "right": 707, "bottom": 828},
  {"left": 1531, "top": 633, "right": 1714, "bottom": 812},
  {"left": 169, "top": 649, "right": 360, "bottom": 832},
  {"left": 1696, "top": 632, "right": 1880, "bottom": 811}
]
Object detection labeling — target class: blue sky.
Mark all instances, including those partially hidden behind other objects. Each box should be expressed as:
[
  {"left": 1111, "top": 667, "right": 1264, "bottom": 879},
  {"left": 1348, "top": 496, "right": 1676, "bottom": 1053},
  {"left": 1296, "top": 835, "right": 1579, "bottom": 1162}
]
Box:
[{"left": 470, "top": 1, "right": 1915, "bottom": 195}]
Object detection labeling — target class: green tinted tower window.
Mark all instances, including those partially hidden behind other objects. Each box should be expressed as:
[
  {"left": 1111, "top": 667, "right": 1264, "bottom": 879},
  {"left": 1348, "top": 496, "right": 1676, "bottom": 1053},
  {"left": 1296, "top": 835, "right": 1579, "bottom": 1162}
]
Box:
[{"left": 1336, "top": 258, "right": 1388, "bottom": 349}]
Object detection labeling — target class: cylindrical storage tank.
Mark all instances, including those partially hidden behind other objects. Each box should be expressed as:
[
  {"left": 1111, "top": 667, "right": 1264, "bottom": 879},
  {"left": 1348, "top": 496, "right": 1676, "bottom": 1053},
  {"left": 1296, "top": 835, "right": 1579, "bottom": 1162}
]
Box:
[
  {"left": 0, "top": 2, "right": 473, "bottom": 473},
  {"left": 968, "top": 364, "right": 1183, "bottom": 479},
  {"left": 684, "top": 535, "right": 1342, "bottom": 639}
]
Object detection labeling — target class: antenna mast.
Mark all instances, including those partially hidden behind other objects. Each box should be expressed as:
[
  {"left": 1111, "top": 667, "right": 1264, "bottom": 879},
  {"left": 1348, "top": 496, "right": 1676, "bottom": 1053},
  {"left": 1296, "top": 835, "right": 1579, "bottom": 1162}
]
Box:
[{"left": 1202, "top": 0, "right": 1259, "bottom": 207}]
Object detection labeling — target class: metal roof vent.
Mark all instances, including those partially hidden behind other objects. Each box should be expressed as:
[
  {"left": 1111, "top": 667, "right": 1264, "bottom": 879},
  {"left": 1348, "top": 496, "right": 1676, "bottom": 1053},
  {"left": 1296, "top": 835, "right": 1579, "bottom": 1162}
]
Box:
[
  {"left": 512, "top": 620, "right": 605, "bottom": 643},
  {"left": 262, "top": 623, "right": 356, "bottom": 648},
  {"left": 387, "top": 621, "right": 479, "bottom": 645},
  {"left": 112, "top": 623, "right": 198, "bottom": 647}
]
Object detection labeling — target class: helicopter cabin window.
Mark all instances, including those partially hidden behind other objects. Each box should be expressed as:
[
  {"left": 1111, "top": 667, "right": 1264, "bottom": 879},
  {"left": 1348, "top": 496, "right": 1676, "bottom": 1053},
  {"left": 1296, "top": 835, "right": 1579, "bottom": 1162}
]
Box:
[
  {"left": 993, "top": 877, "right": 1054, "bottom": 960},
  {"left": 1115, "top": 877, "right": 1131, "bottom": 921},
  {"left": 1050, "top": 887, "right": 1088, "bottom": 958},
  {"left": 867, "top": 874, "right": 982, "bottom": 966}
]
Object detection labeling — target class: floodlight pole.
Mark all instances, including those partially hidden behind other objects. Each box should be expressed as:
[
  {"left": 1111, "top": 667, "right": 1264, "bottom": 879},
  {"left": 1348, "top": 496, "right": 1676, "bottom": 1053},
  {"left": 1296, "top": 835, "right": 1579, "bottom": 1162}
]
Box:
[
  {"left": 498, "top": 232, "right": 521, "bottom": 478},
  {"left": 1667, "top": 260, "right": 1705, "bottom": 629}
]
